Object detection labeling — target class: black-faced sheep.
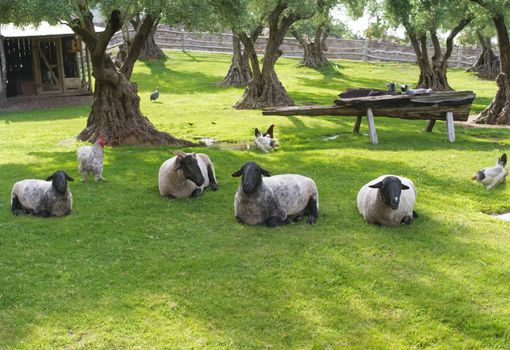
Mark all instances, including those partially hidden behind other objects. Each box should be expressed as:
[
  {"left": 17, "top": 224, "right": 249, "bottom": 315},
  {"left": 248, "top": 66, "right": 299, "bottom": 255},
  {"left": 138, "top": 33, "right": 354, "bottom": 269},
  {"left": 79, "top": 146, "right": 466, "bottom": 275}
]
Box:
[
  {"left": 340, "top": 82, "right": 397, "bottom": 98},
  {"left": 254, "top": 124, "right": 277, "bottom": 153},
  {"left": 357, "top": 175, "right": 417, "bottom": 226},
  {"left": 11, "top": 170, "right": 74, "bottom": 217},
  {"left": 472, "top": 153, "right": 508, "bottom": 189},
  {"left": 158, "top": 150, "right": 218, "bottom": 198},
  {"left": 232, "top": 162, "right": 318, "bottom": 227}
]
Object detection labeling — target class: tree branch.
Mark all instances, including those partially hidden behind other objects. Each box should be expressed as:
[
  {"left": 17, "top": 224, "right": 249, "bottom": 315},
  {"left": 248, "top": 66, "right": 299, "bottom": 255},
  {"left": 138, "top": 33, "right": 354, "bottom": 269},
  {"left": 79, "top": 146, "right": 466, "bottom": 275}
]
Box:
[
  {"left": 443, "top": 14, "right": 475, "bottom": 62},
  {"left": 120, "top": 13, "right": 157, "bottom": 79}
]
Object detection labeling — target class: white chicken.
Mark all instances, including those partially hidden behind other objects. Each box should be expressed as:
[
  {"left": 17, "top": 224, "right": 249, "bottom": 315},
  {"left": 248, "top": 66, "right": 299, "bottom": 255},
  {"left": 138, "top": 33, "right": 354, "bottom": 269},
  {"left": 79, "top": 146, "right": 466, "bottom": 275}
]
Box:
[
  {"left": 254, "top": 124, "right": 277, "bottom": 153},
  {"left": 472, "top": 153, "right": 507, "bottom": 189},
  {"left": 77, "top": 135, "right": 106, "bottom": 182}
]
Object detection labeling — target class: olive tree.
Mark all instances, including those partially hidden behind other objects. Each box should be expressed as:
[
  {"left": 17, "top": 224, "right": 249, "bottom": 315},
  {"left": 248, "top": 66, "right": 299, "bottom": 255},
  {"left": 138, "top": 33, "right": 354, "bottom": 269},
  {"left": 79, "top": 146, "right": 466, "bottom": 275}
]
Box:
[
  {"left": 469, "top": 0, "right": 510, "bottom": 124},
  {"left": 0, "top": 0, "right": 197, "bottom": 145},
  {"left": 383, "top": 0, "right": 474, "bottom": 91}
]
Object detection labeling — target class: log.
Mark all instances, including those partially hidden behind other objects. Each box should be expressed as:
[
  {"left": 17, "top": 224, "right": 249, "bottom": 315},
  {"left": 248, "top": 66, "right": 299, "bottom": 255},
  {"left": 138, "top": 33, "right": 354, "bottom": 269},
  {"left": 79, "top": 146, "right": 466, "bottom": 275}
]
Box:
[{"left": 263, "top": 104, "right": 472, "bottom": 121}]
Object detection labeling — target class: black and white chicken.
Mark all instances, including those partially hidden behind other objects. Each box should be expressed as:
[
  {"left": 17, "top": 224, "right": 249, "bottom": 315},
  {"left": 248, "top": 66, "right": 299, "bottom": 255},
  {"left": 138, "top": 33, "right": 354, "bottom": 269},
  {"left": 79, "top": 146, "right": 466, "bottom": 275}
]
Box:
[
  {"left": 254, "top": 124, "right": 277, "bottom": 153},
  {"left": 472, "top": 153, "right": 508, "bottom": 189}
]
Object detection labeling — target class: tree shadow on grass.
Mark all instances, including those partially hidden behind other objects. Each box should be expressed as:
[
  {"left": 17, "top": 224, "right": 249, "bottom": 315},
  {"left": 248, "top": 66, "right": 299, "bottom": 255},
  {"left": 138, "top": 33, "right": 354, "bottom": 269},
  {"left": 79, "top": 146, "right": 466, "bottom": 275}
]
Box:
[
  {"left": 0, "top": 106, "right": 88, "bottom": 123},
  {"left": 2, "top": 148, "right": 510, "bottom": 348},
  {"left": 133, "top": 56, "right": 227, "bottom": 95}
]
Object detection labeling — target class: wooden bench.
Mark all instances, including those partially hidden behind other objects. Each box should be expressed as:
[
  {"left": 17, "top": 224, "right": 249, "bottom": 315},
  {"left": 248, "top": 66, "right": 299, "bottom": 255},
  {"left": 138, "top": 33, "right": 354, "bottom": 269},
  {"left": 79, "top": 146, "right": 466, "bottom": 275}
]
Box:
[{"left": 263, "top": 91, "right": 476, "bottom": 144}]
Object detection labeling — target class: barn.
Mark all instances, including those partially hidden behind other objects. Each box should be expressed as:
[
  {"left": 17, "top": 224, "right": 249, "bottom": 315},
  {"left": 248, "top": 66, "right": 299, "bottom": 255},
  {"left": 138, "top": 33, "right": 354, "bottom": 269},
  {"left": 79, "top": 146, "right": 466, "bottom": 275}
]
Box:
[{"left": 0, "top": 22, "right": 94, "bottom": 108}]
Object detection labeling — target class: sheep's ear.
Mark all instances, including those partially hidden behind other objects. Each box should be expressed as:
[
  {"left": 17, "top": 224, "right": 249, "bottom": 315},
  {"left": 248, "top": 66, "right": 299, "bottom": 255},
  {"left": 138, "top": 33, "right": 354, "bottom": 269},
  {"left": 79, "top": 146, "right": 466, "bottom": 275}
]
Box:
[
  {"left": 369, "top": 181, "right": 383, "bottom": 189},
  {"left": 173, "top": 150, "right": 187, "bottom": 158},
  {"left": 401, "top": 184, "right": 410, "bottom": 190},
  {"left": 260, "top": 168, "right": 271, "bottom": 177},
  {"left": 385, "top": 82, "right": 390, "bottom": 87},
  {"left": 254, "top": 128, "right": 261, "bottom": 137},
  {"left": 46, "top": 174, "right": 55, "bottom": 181},
  {"left": 65, "top": 173, "right": 74, "bottom": 181},
  {"left": 231, "top": 169, "right": 243, "bottom": 177}
]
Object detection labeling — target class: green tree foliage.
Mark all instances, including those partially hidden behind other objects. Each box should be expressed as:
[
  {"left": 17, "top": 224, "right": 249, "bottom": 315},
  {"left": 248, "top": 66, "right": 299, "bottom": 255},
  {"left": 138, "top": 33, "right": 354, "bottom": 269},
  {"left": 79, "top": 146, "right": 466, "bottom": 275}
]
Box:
[
  {"left": 381, "top": 0, "right": 474, "bottom": 90},
  {"left": 0, "top": 0, "right": 197, "bottom": 145}
]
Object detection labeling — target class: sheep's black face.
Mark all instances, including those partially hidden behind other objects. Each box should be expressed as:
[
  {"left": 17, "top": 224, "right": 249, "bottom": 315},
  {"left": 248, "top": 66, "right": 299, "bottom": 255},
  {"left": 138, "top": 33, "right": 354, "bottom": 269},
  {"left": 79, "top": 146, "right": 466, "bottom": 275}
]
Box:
[
  {"left": 232, "top": 162, "right": 271, "bottom": 195},
  {"left": 47, "top": 170, "right": 74, "bottom": 194},
  {"left": 179, "top": 154, "right": 204, "bottom": 187},
  {"left": 369, "top": 176, "right": 410, "bottom": 210}
]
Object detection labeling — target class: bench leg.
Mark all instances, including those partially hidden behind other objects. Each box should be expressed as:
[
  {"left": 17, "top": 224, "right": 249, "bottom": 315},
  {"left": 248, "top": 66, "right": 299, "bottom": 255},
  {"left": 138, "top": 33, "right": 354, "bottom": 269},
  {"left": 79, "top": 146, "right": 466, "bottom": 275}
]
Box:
[
  {"left": 353, "top": 115, "right": 362, "bottom": 134},
  {"left": 425, "top": 119, "right": 436, "bottom": 132},
  {"left": 446, "top": 112, "right": 455, "bottom": 143},
  {"left": 366, "top": 108, "right": 379, "bottom": 145}
]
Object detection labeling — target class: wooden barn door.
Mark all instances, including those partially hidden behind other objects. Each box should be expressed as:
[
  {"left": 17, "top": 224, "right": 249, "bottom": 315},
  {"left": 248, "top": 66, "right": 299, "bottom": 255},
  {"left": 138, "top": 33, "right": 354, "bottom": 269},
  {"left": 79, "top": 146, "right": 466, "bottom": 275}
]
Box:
[{"left": 32, "top": 37, "right": 65, "bottom": 94}]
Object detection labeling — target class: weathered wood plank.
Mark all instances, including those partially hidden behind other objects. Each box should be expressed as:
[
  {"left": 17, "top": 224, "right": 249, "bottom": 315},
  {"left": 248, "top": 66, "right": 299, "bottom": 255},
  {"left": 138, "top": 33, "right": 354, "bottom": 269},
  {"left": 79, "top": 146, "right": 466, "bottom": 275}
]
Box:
[
  {"left": 334, "top": 91, "right": 475, "bottom": 109},
  {"left": 353, "top": 115, "right": 362, "bottom": 133},
  {"left": 263, "top": 104, "right": 471, "bottom": 121},
  {"left": 366, "top": 108, "right": 378, "bottom": 145},
  {"left": 446, "top": 111, "right": 455, "bottom": 143},
  {"left": 425, "top": 120, "right": 436, "bottom": 132}
]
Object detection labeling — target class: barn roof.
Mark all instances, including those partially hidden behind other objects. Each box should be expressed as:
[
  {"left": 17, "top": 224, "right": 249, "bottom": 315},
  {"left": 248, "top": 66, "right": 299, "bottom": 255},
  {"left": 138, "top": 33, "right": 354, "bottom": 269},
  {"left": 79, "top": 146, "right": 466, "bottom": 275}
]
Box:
[{"left": 0, "top": 22, "right": 104, "bottom": 38}]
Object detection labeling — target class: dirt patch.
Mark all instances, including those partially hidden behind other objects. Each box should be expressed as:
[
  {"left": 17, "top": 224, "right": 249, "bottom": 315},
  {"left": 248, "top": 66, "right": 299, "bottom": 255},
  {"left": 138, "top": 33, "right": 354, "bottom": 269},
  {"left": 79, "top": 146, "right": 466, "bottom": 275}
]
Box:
[
  {"left": 1, "top": 95, "right": 93, "bottom": 112},
  {"left": 456, "top": 114, "right": 510, "bottom": 129}
]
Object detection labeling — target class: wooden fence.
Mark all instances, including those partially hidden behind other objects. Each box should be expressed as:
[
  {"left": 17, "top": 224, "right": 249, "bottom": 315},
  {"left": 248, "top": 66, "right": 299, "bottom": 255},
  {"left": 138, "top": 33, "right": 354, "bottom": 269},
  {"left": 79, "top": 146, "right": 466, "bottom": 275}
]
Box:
[{"left": 107, "top": 28, "right": 486, "bottom": 68}]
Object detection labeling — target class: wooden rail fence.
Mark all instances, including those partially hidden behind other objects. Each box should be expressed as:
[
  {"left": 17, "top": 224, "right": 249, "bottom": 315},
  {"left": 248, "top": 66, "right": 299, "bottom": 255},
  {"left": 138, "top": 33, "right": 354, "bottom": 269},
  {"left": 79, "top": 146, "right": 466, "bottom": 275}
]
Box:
[{"left": 107, "top": 27, "right": 487, "bottom": 68}]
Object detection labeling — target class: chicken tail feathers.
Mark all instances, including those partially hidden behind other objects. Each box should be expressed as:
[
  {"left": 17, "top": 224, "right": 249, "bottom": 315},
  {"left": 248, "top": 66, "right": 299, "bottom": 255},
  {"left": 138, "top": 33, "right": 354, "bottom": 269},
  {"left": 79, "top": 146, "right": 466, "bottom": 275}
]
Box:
[{"left": 498, "top": 153, "right": 507, "bottom": 167}]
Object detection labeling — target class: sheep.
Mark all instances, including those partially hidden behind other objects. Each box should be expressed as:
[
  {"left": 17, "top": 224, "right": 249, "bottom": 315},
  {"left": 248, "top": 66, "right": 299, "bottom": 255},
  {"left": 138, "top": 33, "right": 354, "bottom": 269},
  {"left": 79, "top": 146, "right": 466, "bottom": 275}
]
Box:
[
  {"left": 232, "top": 162, "right": 319, "bottom": 227},
  {"left": 357, "top": 175, "right": 417, "bottom": 226},
  {"left": 158, "top": 150, "right": 218, "bottom": 198},
  {"left": 472, "top": 153, "right": 508, "bottom": 189},
  {"left": 254, "top": 124, "right": 277, "bottom": 153},
  {"left": 11, "top": 170, "right": 74, "bottom": 217},
  {"left": 340, "top": 82, "right": 397, "bottom": 98},
  {"left": 400, "top": 84, "right": 433, "bottom": 95}
]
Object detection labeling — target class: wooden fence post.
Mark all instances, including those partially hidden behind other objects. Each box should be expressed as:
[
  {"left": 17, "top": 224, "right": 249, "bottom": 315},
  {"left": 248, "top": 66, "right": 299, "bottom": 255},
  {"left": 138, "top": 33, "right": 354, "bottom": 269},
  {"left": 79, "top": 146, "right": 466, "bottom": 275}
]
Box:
[
  {"left": 456, "top": 46, "right": 463, "bottom": 67},
  {"left": 180, "top": 30, "right": 185, "bottom": 52},
  {"left": 362, "top": 38, "right": 369, "bottom": 61}
]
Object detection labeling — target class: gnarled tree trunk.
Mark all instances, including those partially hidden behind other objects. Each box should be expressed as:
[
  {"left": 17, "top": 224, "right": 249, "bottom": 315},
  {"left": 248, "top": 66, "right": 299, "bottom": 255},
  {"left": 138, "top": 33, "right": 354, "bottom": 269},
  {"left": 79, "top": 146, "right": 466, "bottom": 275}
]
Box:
[
  {"left": 474, "top": 14, "right": 510, "bottom": 125},
  {"left": 72, "top": 8, "right": 191, "bottom": 146},
  {"left": 467, "top": 30, "right": 500, "bottom": 80},
  {"left": 139, "top": 27, "right": 165, "bottom": 60},
  {"left": 220, "top": 35, "right": 252, "bottom": 87},
  {"left": 406, "top": 15, "right": 473, "bottom": 91},
  {"left": 234, "top": 3, "right": 308, "bottom": 109},
  {"left": 292, "top": 25, "right": 330, "bottom": 69},
  {"left": 78, "top": 58, "right": 187, "bottom": 145}
]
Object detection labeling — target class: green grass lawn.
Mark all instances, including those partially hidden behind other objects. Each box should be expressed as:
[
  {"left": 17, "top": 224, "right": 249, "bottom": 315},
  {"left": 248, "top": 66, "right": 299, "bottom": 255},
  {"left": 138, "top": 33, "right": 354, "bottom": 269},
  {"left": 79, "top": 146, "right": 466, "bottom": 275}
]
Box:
[{"left": 1, "top": 51, "right": 510, "bottom": 349}]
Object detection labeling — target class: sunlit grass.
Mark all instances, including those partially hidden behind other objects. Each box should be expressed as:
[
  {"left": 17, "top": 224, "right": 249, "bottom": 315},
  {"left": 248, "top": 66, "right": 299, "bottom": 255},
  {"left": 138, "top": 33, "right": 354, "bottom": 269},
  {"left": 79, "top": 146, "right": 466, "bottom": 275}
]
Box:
[{"left": 0, "top": 51, "right": 509, "bottom": 349}]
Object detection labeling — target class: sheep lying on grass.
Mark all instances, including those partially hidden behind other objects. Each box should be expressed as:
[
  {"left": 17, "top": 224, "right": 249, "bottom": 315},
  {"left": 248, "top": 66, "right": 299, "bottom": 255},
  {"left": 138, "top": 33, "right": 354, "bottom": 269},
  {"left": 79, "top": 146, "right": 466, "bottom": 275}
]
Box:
[
  {"left": 232, "top": 162, "right": 318, "bottom": 227},
  {"left": 11, "top": 170, "right": 74, "bottom": 217},
  {"left": 158, "top": 150, "right": 218, "bottom": 198},
  {"left": 357, "top": 175, "right": 417, "bottom": 226}
]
